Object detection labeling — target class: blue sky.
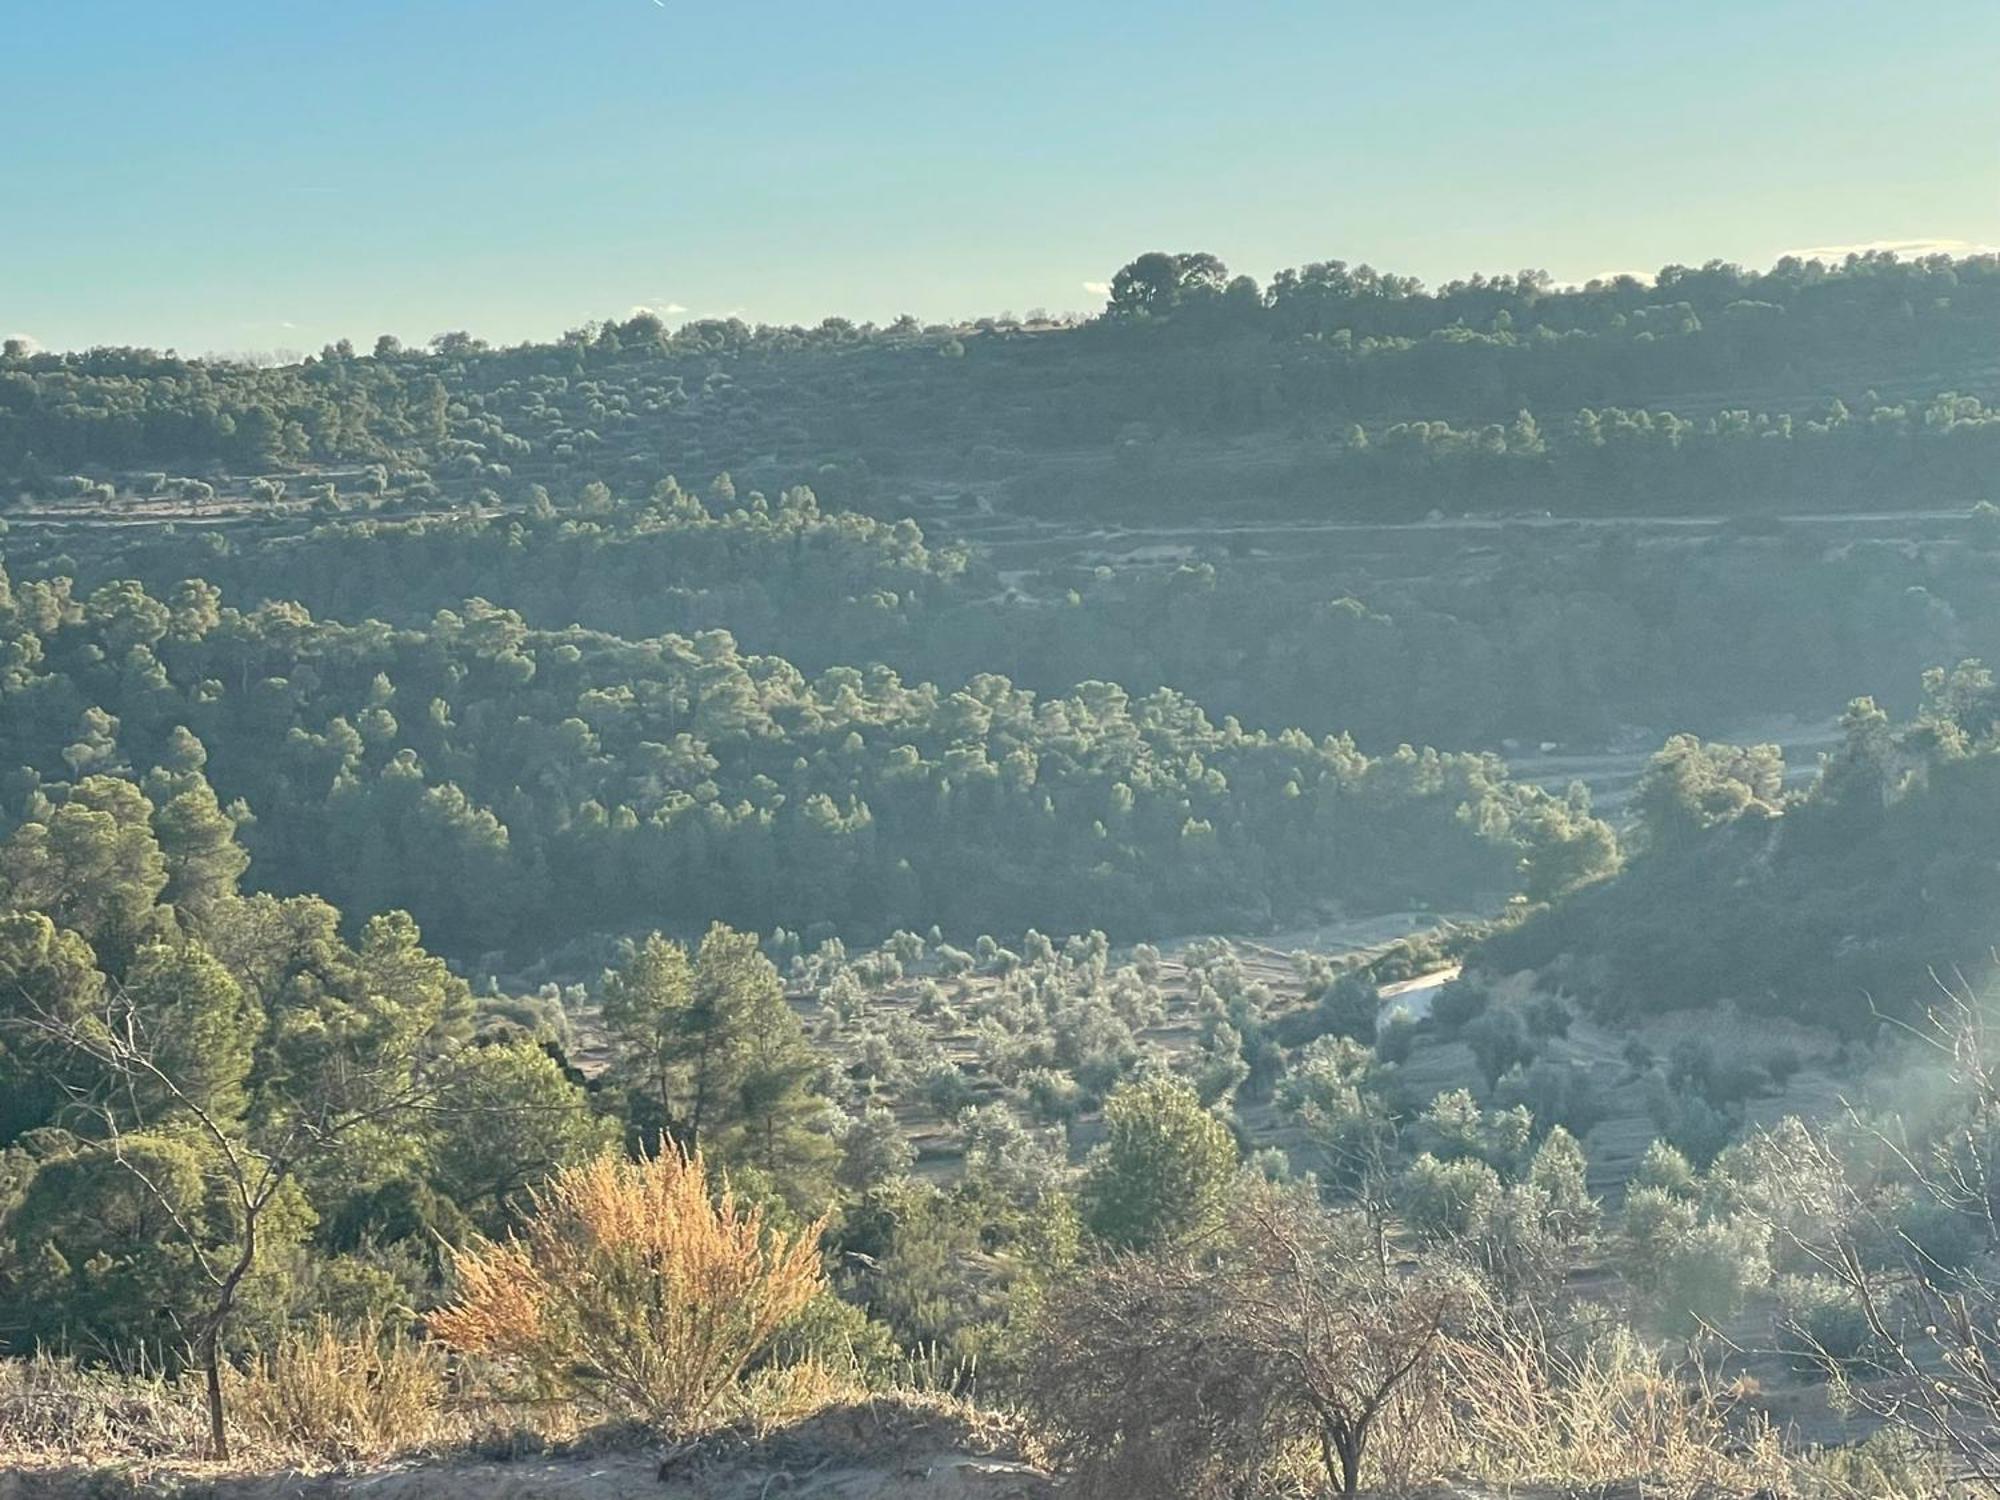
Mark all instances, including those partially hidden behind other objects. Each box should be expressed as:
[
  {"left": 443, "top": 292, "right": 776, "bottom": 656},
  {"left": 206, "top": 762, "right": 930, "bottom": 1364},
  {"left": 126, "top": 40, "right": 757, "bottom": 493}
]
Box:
[{"left": 6, "top": 0, "right": 1998, "bottom": 353}]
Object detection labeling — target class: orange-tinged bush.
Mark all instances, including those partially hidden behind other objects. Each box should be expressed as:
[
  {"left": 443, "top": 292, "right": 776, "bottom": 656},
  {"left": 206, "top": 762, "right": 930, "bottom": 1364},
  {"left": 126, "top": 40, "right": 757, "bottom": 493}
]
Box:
[{"left": 430, "top": 1149, "right": 825, "bottom": 1436}]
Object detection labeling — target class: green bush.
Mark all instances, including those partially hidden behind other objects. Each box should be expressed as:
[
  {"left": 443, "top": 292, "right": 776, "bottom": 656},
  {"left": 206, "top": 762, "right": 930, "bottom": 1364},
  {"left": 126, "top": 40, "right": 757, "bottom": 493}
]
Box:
[
  {"left": 1645, "top": 1217, "right": 1769, "bottom": 1336},
  {"left": 1465, "top": 1007, "right": 1536, "bottom": 1089},
  {"left": 1081, "top": 1077, "right": 1238, "bottom": 1250},
  {"left": 1429, "top": 979, "right": 1489, "bottom": 1032},
  {"left": 1400, "top": 1152, "right": 1504, "bottom": 1241},
  {"left": 1775, "top": 1274, "right": 1884, "bottom": 1376},
  {"left": 1524, "top": 995, "right": 1572, "bottom": 1038},
  {"left": 1495, "top": 1058, "right": 1602, "bottom": 1138},
  {"left": 1375, "top": 1014, "right": 1418, "bottom": 1065},
  {"left": 1893, "top": 1198, "right": 1984, "bottom": 1280},
  {"left": 1630, "top": 1140, "right": 1698, "bottom": 1198}
]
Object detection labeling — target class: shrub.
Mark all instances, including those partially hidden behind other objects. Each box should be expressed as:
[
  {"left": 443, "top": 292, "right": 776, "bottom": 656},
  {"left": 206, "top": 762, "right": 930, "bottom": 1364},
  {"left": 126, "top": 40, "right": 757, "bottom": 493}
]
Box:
[
  {"left": 1631, "top": 1140, "right": 1698, "bottom": 1198},
  {"left": 923, "top": 1061, "right": 976, "bottom": 1115},
  {"left": 224, "top": 1318, "right": 446, "bottom": 1462},
  {"left": 1018, "top": 1066, "right": 1084, "bottom": 1124},
  {"left": 1466, "top": 1007, "right": 1536, "bottom": 1089},
  {"left": 1280, "top": 1038, "right": 1395, "bottom": 1193},
  {"left": 1306, "top": 971, "right": 1380, "bottom": 1046},
  {"left": 836, "top": 1106, "right": 914, "bottom": 1195},
  {"left": 1524, "top": 995, "right": 1571, "bottom": 1038},
  {"left": 1814, "top": 1426, "right": 1947, "bottom": 1497},
  {"left": 1621, "top": 1184, "right": 1698, "bottom": 1283},
  {"left": 1401, "top": 1153, "right": 1504, "bottom": 1242},
  {"left": 1648, "top": 1085, "right": 1734, "bottom": 1167},
  {"left": 1429, "top": 978, "right": 1489, "bottom": 1032},
  {"left": 1775, "top": 1274, "right": 1884, "bottom": 1376},
  {"left": 1526, "top": 1127, "right": 1599, "bottom": 1245},
  {"left": 1496, "top": 1058, "right": 1602, "bottom": 1138},
  {"left": 1971, "top": 499, "right": 2000, "bottom": 548},
  {"left": 1080, "top": 1077, "right": 1238, "bottom": 1250},
  {"left": 765, "top": 1289, "right": 901, "bottom": 1386},
  {"left": 1664, "top": 1037, "right": 1715, "bottom": 1094},
  {"left": 1645, "top": 1217, "right": 1769, "bottom": 1336},
  {"left": 431, "top": 1149, "right": 825, "bottom": 1435},
  {"left": 1763, "top": 1044, "right": 1802, "bottom": 1089},
  {"left": 1894, "top": 1197, "right": 1983, "bottom": 1280},
  {"left": 1666, "top": 1037, "right": 1764, "bottom": 1106},
  {"left": 1027, "top": 1252, "right": 1277, "bottom": 1498},
  {"left": 1028, "top": 1192, "right": 1476, "bottom": 1499},
  {"left": 1375, "top": 1014, "right": 1418, "bottom": 1065}
]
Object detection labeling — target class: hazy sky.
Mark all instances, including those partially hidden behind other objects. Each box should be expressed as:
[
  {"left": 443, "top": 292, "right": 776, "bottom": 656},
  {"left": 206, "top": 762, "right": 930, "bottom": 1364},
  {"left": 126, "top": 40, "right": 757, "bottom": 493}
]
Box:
[{"left": 7, "top": 0, "right": 1998, "bottom": 354}]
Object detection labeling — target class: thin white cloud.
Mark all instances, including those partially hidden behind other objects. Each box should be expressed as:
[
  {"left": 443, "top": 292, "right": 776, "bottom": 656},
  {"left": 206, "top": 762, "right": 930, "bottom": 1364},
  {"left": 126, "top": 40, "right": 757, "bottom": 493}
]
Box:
[
  {"left": 1782, "top": 237, "right": 1996, "bottom": 262},
  {"left": 633, "top": 300, "right": 689, "bottom": 319},
  {"left": 3, "top": 332, "right": 39, "bottom": 352},
  {"left": 1082, "top": 281, "right": 1113, "bottom": 298}
]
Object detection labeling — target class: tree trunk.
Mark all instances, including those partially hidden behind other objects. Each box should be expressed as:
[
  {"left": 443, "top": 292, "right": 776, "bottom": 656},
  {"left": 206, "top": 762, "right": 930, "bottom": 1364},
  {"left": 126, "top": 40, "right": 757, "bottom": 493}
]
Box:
[
  {"left": 1322, "top": 1420, "right": 1364, "bottom": 1499},
  {"left": 203, "top": 1323, "right": 230, "bottom": 1461},
  {"left": 203, "top": 1218, "right": 258, "bottom": 1463},
  {"left": 1336, "top": 1432, "right": 1368, "bottom": 1500}
]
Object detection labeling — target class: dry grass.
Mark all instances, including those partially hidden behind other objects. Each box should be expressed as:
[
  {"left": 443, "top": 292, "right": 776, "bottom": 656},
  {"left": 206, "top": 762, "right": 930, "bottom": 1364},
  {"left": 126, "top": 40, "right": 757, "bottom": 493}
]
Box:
[
  {"left": 0, "top": 1352, "right": 209, "bottom": 1462},
  {"left": 0, "top": 1335, "right": 456, "bottom": 1471},
  {"left": 0, "top": 1341, "right": 569, "bottom": 1473},
  {"left": 1378, "top": 1324, "right": 1797, "bottom": 1498},
  {"left": 0, "top": 1335, "right": 1850, "bottom": 1500},
  {"left": 222, "top": 1318, "right": 449, "bottom": 1464},
  {"left": 430, "top": 1147, "right": 826, "bottom": 1437}
]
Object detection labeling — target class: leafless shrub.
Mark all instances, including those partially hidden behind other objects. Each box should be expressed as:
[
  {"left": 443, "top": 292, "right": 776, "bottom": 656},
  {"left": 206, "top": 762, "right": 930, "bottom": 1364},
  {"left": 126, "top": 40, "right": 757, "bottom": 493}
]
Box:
[
  {"left": 1025, "top": 1249, "right": 1279, "bottom": 1499},
  {"left": 1025, "top": 1187, "right": 1478, "bottom": 1498},
  {"left": 1732, "top": 971, "right": 2000, "bottom": 1495}
]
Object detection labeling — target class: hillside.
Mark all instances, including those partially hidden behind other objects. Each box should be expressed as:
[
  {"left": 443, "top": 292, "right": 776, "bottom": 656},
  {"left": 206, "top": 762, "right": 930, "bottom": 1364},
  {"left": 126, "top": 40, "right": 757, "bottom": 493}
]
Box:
[
  {"left": 1479, "top": 674, "right": 2000, "bottom": 1030},
  {"left": 7, "top": 251, "right": 2000, "bottom": 1500}
]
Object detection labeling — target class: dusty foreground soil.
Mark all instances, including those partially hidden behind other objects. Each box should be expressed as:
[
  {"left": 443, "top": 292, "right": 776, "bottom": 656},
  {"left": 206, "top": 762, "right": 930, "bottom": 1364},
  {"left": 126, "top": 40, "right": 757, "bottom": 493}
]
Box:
[
  {"left": 0, "top": 1453, "right": 1048, "bottom": 1500},
  {"left": 0, "top": 1401, "right": 1052, "bottom": 1500}
]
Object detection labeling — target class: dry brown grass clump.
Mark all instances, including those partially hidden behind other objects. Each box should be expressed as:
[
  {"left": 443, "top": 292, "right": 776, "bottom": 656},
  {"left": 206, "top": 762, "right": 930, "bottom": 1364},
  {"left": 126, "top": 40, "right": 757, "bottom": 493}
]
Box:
[
  {"left": 430, "top": 1147, "right": 826, "bottom": 1437},
  {"left": 0, "top": 1353, "right": 209, "bottom": 1462},
  {"left": 0, "top": 1331, "right": 453, "bottom": 1471},
  {"left": 222, "top": 1318, "right": 448, "bottom": 1464},
  {"left": 1424, "top": 1326, "right": 1795, "bottom": 1497}
]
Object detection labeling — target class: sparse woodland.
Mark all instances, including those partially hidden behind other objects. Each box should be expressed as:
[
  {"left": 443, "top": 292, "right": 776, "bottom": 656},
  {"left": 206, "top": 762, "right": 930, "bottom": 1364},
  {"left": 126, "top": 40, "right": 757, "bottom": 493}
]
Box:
[{"left": 6, "top": 250, "right": 2000, "bottom": 1497}]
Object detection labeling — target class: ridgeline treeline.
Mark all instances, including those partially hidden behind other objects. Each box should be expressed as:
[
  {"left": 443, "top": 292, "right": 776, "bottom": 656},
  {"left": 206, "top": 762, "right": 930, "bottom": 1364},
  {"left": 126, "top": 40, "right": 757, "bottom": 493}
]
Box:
[{"left": 7, "top": 248, "right": 2000, "bottom": 519}]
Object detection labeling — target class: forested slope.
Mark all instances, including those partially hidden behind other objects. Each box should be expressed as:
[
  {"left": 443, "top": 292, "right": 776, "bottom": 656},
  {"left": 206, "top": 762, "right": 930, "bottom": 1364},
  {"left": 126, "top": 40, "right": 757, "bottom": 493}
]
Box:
[
  {"left": 10, "top": 480, "right": 2000, "bottom": 752},
  {"left": 0, "top": 559, "right": 1612, "bottom": 960},
  {"left": 1479, "top": 668, "right": 2000, "bottom": 1028}
]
